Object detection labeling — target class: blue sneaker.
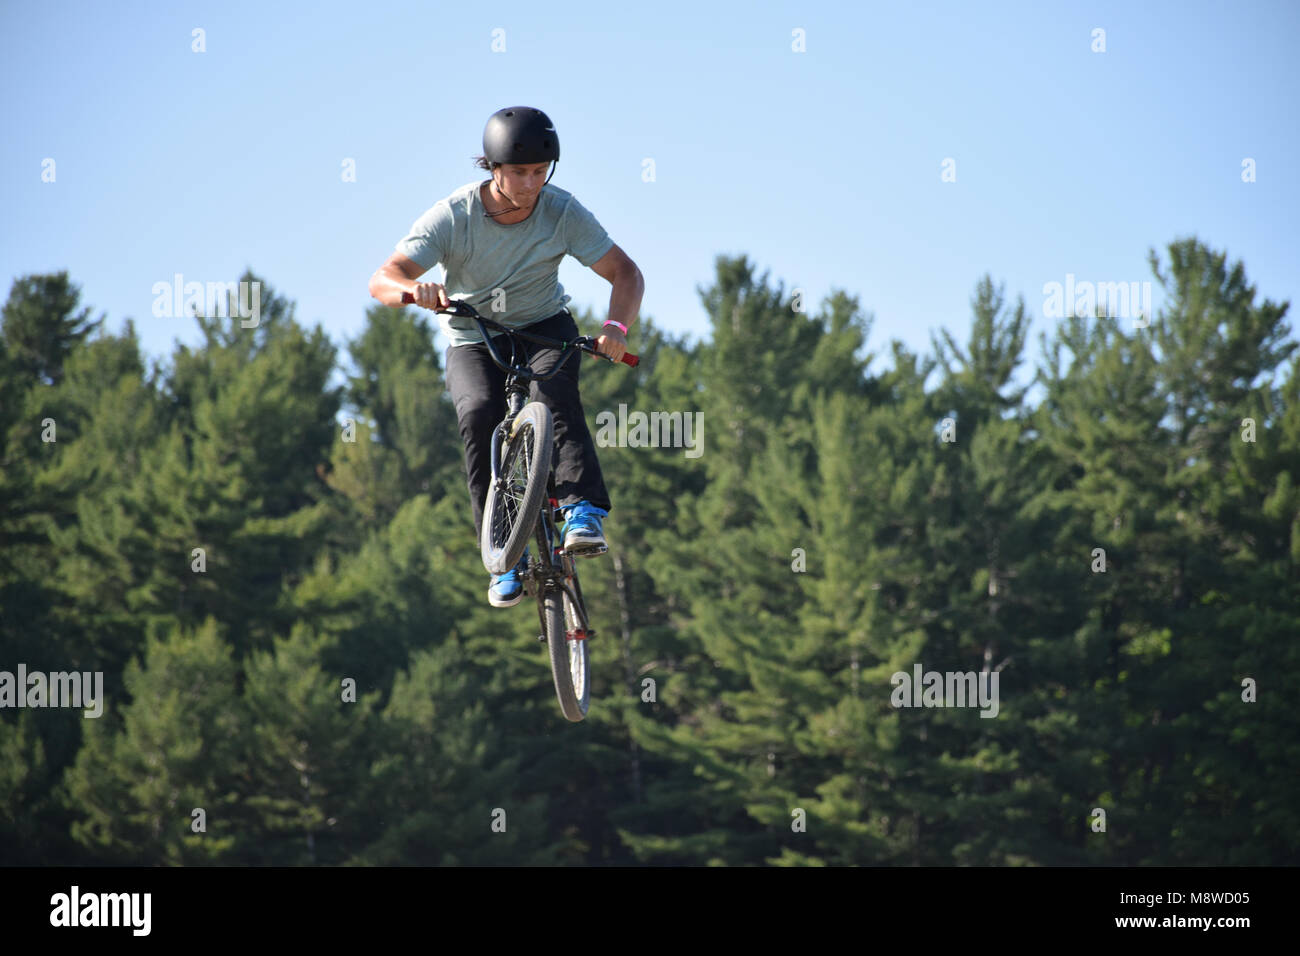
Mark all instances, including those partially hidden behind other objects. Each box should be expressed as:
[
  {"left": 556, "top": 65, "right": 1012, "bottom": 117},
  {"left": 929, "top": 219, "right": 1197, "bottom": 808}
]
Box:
[
  {"left": 560, "top": 501, "right": 608, "bottom": 557},
  {"left": 488, "top": 547, "right": 529, "bottom": 608}
]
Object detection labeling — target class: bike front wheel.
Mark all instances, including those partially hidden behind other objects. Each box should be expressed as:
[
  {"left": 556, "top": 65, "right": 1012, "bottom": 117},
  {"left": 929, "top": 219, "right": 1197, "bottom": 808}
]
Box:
[{"left": 481, "top": 402, "right": 553, "bottom": 574}]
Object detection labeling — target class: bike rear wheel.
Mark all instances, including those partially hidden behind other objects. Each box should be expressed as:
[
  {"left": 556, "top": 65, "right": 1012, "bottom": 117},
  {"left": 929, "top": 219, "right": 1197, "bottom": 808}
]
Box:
[
  {"left": 481, "top": 402, "right": 553, "bottom": 574},
  {"left": 543, "top": 560, "right": 591, "bottom": 722}
]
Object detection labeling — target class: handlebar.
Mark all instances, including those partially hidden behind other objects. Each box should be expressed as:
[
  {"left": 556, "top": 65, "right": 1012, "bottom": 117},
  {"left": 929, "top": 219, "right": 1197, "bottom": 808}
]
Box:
[{"left": 400, "top": 292, "right": 640, "bottom": 373}]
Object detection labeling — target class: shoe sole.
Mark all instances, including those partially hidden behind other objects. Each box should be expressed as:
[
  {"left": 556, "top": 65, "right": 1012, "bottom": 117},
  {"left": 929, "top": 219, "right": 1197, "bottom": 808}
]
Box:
[
  {"left": 488, "top": 588, "right": 524, "bottom": 608},
  {"left": 565, "top": 538, "right": 608, "bottom": 557}
]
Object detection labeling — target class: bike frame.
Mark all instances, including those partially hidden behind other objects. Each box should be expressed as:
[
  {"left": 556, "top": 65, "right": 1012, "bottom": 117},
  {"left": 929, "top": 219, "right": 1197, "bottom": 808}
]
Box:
[
  {"left": 398, "top": 293, "right": 637, "bottom": 714},
  {"left": 528, "top": 472, "right": 590, "bottom": 641},
  {"left": 469, "top": 310, "right": 595, "bottom": 642},
  {"left": 480, "top": 318, "right": 584, "bottom": 510},
  {"left": 402, "top": 296, "right": 631, "bottom": 624},
  {"left": 458, "top": 309, "right": 592, "bottom": 614}
]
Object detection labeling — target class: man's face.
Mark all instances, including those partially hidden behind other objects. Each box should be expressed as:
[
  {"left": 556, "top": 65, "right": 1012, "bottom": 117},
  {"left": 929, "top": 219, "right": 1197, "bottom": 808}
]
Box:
[{"left": 495, "top": 162, "right": 551, "bottom": 205}]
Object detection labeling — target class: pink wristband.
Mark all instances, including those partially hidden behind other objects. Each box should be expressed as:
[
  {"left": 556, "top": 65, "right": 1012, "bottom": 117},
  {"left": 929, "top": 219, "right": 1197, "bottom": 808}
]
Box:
[{"left": 603, "top": 319, "right": 628, "bottom": 335}]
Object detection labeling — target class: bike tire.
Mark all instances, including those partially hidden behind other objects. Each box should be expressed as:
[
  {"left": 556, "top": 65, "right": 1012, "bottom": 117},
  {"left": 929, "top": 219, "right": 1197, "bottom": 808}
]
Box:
[
  {"left": 481, "top": 402, "right": 554, "bottom": 574},
  {"left": 543, "top": 570, "right": 590, "bottom": 722}
]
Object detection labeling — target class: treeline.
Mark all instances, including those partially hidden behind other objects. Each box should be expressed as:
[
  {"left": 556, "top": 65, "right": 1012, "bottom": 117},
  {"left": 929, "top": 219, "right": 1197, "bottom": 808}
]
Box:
[{"left": 1, "top": 237, "right": 1297, "bottom": 865}]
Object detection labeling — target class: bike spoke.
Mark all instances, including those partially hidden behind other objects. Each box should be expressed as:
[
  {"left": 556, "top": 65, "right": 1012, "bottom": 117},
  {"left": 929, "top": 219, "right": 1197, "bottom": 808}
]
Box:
[
  {"left": 490, "top": 424, "right": 535, "bottom": 552},
  {"left": 564, "top": 585, "right": 586, "bottom": 696}
]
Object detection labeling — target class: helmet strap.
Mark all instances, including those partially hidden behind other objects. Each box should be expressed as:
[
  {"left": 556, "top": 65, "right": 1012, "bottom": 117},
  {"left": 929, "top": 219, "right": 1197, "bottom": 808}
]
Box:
[
  {"left": 482, "top": 167, "right": 555, "bottom": 218},
  {"left": 483, "top": 176, "right": 521, "bottom": 218}
]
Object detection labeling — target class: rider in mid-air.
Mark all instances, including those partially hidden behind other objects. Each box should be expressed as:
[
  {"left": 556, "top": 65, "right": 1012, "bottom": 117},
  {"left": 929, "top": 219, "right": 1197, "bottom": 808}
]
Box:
[{"left": 368, "top": 106, "right": 644, "bottom": 608}]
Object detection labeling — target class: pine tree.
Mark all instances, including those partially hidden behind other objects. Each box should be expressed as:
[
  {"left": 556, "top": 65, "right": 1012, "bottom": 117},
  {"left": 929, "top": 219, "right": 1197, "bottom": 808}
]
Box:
[
  {"left": 619, "top": 258, "right": 880, "bottom": 864},
  {"left": 65, "top": 618, "right": 244, "bottom": 863},
  {"left": 133, "top": 274, "right": 343, "bottom": 655},
  {"left": 1134, "top": 238, "right": 1298, "bottom": 862},
  {"left": 0, "top": 272, "right": 101, "bottom": 386},
  {"left": 358, "top": 639, "right": 559, "bottom": 865},
  {"left": 238, "top": 626, "right": 381, "bottom": 864},
  {"left": 0, "top": 275, "right": 131, "bottom": 864},
  {"left": 338, "top": 302, "right": 463, "bottom": 517}
]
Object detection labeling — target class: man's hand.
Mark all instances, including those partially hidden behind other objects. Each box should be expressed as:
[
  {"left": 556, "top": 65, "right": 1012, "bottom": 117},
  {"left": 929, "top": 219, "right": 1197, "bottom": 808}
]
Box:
[
  {"left": 595, "top": 325, "right": 627, "bottom": 363},
  {"left": 411, "top": 281, "right": 450, "bottom": 310},
  {"left": 368, "top": 253, "right": 439, "bottom": 308}
]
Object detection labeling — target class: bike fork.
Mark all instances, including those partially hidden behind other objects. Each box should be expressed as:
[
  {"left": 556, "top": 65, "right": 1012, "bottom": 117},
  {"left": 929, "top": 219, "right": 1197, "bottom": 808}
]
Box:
[
  {"left": 534, "top": 486, "right": 563, "bottom": 641},
  {"left": 489, "top": 384, "right": 530, "bottom": 494}
]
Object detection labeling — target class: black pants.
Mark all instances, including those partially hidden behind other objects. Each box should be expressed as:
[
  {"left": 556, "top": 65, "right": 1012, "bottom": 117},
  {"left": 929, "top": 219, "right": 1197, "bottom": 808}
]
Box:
[{"left": 445, "top": 308, "right": 612, "bottom": 542}]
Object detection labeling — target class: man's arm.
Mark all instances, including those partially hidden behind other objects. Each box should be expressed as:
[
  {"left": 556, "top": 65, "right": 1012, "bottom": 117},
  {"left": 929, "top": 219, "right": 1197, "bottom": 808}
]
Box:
[
  {"left": 589, "top": 244, "right": 644, "bottom": 330},
  {"left": 368, "top": 253, "right": 448, "bottom": 309},
  {"left": 589, "top": 244, "right": 643, "bottom": 363}
]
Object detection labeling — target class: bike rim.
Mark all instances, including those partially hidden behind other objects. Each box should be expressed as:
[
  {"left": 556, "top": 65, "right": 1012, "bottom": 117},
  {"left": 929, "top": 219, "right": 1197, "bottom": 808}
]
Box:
[
  {"left": 490, "top": 423, "right": 534, "bottom": 552},
  {"left": 565, "top": 580, "right": 587, "bottom": 700}
]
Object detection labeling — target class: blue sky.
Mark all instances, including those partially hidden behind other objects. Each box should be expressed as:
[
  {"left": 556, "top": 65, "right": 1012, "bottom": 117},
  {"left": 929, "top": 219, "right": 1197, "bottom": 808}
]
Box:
[{"left": 3, "top": 0, "right": 1297, "bottom": 397}]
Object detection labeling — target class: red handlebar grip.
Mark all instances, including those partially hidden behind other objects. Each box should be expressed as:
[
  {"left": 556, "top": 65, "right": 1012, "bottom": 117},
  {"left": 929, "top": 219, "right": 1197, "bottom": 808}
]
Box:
[
  {"left": 400, "top": 292, "right": 415, "bottom": 304},
  {"left": 590, "top": 349, "right": 640, "bottom": 367}
]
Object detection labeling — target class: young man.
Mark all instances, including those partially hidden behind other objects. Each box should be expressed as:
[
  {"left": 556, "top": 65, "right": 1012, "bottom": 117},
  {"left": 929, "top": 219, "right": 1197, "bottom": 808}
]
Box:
[{"left": 368, "top": 106, "right": 644, "bottom": 607}]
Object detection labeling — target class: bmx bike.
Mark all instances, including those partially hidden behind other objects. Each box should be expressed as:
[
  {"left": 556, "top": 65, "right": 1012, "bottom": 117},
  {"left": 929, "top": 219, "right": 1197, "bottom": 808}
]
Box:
[{"left": 402, "top": 291, "right": 638, "bottom": 720}]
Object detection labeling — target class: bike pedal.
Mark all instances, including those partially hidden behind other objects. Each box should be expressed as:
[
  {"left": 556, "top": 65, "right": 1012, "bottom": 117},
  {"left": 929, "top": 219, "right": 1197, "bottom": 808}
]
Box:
[{"left": 564, "top": 544, "right": 608, "bottom": 557}]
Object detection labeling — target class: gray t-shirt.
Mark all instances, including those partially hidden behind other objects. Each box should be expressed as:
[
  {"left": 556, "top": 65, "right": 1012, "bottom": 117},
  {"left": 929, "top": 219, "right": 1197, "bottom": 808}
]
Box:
[{"left": 394, "top": 180, "right": 614, "bottom": 347}]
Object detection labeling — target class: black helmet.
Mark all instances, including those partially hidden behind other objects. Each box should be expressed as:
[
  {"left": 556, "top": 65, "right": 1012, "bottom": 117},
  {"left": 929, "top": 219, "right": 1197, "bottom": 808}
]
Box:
[{"left": 483, "top": 106, "right": 559, "bottom": 181}]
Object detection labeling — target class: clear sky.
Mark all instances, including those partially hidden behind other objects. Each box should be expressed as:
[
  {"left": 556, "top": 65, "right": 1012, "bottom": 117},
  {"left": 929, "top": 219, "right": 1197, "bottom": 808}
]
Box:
[{"left": 3, "top": 0, "right": 1297, "bottom": 394}]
